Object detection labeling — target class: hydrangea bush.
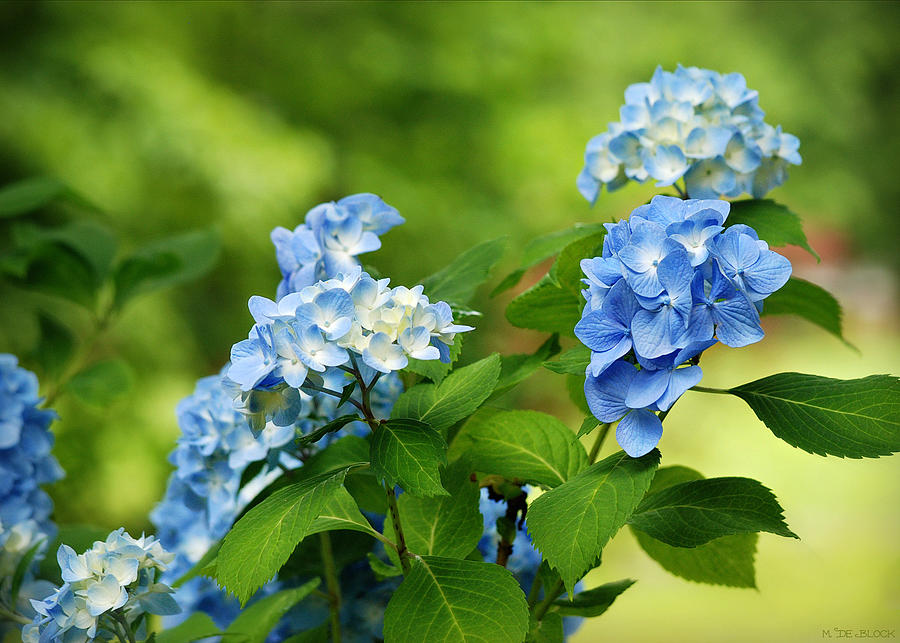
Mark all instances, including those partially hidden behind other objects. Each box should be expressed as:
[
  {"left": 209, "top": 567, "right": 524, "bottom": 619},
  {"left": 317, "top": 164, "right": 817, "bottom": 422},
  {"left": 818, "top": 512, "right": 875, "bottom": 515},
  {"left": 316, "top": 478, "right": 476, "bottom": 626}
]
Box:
[{"left": 1, "top": 66, "right": 898, "bottom": 643}]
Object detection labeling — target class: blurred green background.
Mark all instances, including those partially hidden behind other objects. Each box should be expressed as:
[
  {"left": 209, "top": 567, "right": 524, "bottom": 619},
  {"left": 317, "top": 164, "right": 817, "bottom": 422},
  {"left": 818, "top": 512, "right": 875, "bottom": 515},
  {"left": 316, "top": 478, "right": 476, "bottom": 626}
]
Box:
[{"left": 0, "top": 2, "right": 897, "bottom": 641}]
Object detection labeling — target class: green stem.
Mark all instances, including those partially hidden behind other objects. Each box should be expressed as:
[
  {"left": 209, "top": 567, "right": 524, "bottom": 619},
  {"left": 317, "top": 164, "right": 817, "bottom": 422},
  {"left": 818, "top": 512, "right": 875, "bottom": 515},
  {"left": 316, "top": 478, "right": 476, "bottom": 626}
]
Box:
[
  {"left": 587, "top": 423, "right": 611, "bottom": 464},
  {"left": 0, "top": 605, "right": 31, "bottom": 625},
  {"left": 526, "top": 574, "right": 543, "bottom": 608},
  {"left": 691, "top": 385, "right": 730, "bottom": 395},
  {"left": 111, "top": 610, "right": 136, "bottom": 643},
  {"left": 319, "top": 532, "right": 342, "bottom": 643},
  {"left": 299, "top": 382, "right": 365, "bottom": 413},
  {"left": 385, "top": 484, "right": 411, "bottom": 574},
  {"left": 533, "top": 579, "right": 564, "bottom": 621},
  {"left": 43, "top": 306, "right": 115, "bottom": 406}
]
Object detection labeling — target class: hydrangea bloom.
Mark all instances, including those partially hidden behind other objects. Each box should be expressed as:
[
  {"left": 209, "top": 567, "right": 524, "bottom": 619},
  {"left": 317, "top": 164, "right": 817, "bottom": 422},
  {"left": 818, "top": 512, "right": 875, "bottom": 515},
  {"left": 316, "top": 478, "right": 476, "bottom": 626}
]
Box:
[
  {"left": 271, "top": 194, "right": 404, "bottom": 299},
  {"left": 0, "top": 355, "right": 64, "bottom": 615},
  {"left": 577, "top": 65, "right": 802, "bottom": 202},
  {"left": 225, "top": 266, "right": 471, "bottom": 430},
  {"left": 575, "top": 196, "right": 791, "bottom": 456},
  {"left": 478, "top": 489, "right": 583, "bottom": 639},
  {"left": 151, "top": 368, "right": 400, "bottom": 628},
  {"left": 25, "top": 530, "right": 178, "bottom": 642},
  {"left": 153, "top": 193, "right": 410, "bottom": 632}
]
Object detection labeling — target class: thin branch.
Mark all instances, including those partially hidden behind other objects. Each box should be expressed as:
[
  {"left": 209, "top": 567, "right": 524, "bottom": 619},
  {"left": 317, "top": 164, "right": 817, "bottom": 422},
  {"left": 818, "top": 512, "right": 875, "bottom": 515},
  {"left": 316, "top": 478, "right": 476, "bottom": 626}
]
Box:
[
  {"left": 690, "top": 385, "right": 730, "bottom": 395},
  {"left": 319, "top": 532, "right": 342, "bottom": 643},
  {"left": 587, "top": 423, "right": 611, "bottom": 464}
]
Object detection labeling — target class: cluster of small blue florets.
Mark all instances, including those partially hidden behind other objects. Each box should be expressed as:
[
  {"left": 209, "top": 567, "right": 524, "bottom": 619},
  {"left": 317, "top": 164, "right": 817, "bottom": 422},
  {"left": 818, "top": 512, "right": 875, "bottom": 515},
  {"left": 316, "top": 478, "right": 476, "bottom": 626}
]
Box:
[
  {"left": 0, "top": 354, "right": 63, "bottom": 592},
  {"left": 152, "top": 195, "right": 408, "bottom": 631},
  {"left": 25, "top": 530, "right": 177, "bottom": 642},
  {"left": 575, "top": 196, "right": 791, "bottom": 457},
  {"left": 271, "top": 193, "right": 405, "bottom": 299},
  {"left": 151, "top": 368, "right": 400, "bottom": 628},
  {"left": 577, "top": 65, "right": 802, "bottom": 202}
]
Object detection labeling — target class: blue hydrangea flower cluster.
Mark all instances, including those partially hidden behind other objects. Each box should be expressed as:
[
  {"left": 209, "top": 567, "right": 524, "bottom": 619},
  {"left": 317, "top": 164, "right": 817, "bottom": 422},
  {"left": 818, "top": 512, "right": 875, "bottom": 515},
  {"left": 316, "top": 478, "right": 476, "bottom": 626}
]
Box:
[
  {"left": 151, "top": 369, "right": 400, "bottom": 628},
  {"left": 478, "top": 489, "right": 583, "bottom": 640},
  {"left": 152, "top": 193, "right": 410, "bottom": 631},
  {"left": 25, "top": 530, "right": 178, "bottom": 642},
  {"left": 577, "top": 65, "right": 802, "bottom": 203},
  {"left": 575, "top": 196, "right": 791, "bottom": 457},
  {"left": 271, "top": 193, "right": 404, "bottom": 300},
  {"left": 225, "top": 265, "right": 471, "bottom": 431},
  {"left": 0, "top": 354, "right": 63, "bottom": 586}
]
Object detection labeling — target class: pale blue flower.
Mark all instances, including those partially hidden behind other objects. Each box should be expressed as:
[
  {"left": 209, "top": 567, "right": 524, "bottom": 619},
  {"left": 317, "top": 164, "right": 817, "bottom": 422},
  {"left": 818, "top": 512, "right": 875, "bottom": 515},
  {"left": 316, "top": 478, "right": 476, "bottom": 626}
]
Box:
[
  {"left": 642, "top": 144, "right": 690, "bottom": 186},
  {"left": 584, "top": 360, "right": 663, "bottom": 457},
  {"left": 617, "top": 222, "right": 682, "bottom": 297},
  {"left": 579, "top": 65, "right": 801, "bottom": 201},
  {"left": 294, "top": 289, "right": 355, "bottom": 341},
  {"left": 227, "top": 325, "right": 280, "bottom": 391},
  {"left": 362, "top": 332, "right": 408, "bottom": 373},
  {"left": 575, "top": 198, "right": 791, "bottom": 456},
  {"left": 28, "top": 531, "right": 178, "bottom": 640},
  {"left": 710, "top": 225, "right": 792, "bottom": 302},
  {"left": 684, "top": 157, "right": 738, "bottom": 199},
  {"left": 575, "top": 280, "right": 639, "bottom": 377}
]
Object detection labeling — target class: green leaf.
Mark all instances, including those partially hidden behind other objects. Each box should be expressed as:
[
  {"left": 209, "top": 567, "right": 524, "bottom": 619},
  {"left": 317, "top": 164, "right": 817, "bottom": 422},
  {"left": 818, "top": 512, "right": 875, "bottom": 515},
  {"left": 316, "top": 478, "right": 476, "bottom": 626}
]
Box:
[
  {"left": 153, "top": 612, "right": 221, "bottom": 643},
  {"left": 728, "top": 373, "right": 900, "bottom": 458},
  {"left": 31, "top": 314, "right": 75, "bottom": 378},
  {"left": 11, "top": 539, "right": 45, "bottom": 603},
  {"left": 552, "top": 579, "right": 635, "bottom": 617},
  {"left": 575, "top": 416, "right": 600, "bottom": 439},
  {"left": 385, "top": 461, "right": 482, "bottom": 559},
  {"left": 543, "top": 346, "right": 590, "bottom": 375},
  {"left": 451, "top": 409, "right": 587, "bottom": 488},
  {"left": 628, "top": 476, "right": 797, "bottom": 547},
  {"left": 15, "top": 244, "right": 98, "bottom": 306},
  {"left": 527, "top": 449, "right": 660, "bottom": 594},
  {"left": 548, "top": 231, "right": 605, "bottom": 296},
  {"left": 405, "top": 334, "right": 463, "bottom": 385},
  {"left": 13, "top": 220, "right": 116, "bottom": 282},
  {"left": 113, "top": 227, "right": 221, "bottom": 308},
  {"left": 383, "top": 556, "right": 529, "bottom": 643},
  {"left": 391, "top": 353, "right": 502, "bottom": 433},
  {"left": 566, "top": 373, "right": 590, "bottom": 415},
  {"left": 337, "top": 382, "right": 357, "bottom": 407},
  {"left": 0, "top": 177, "right": 67, "bottom": 217},
  {"left": 521, "top": 223, "right": 607, "bottom": 269},
  {"left": 224, "top": 579, "right": 320, "bottom": 643},
  {"left": 421, "top": 237, "right": 507, "bottom": 306},
  {"left": 368, "top": 552, "right": 403, "bottom": 578},
  {"left": 490, "top": 267, "right": 526, "bottom": 297},
  {"left": 527, "top": 612, "right": 564, "bottom": 643},
  {"left": 371, "top": 418, "right": 448, "bottom": 497},
  {"left": 493, "top": 224, "right": 607, "bottom": 298},
  {"left": 296, "top": 414, "right": 361, "bottom": 448},
  {"left": 216, "top": 466, "right": 357, "bottom": 604},
  {"left": 762, "top": 278, "right": 851, "bottom": 347},
  {"left": 630, "top": 466, "right": 758, "bottom": 588},
  {"left": 506, "top": 276, "right": 582, "bottom": 335},
  {"left": 281, "top": 624, "right": 329, "bottom": 643},
  {"left": 301, "top": 435, "right": 370, "bottom": 476},
  {"left": 66, "top": 359, "right": 135, "bottom": 407},
  {"left": 633, "top": 529, "right": 757, "bottom": 589},
  {"left": 307, "top": 486, "right": 380, "bottom": 539},
  {"left": 491, "top": 334, "right": 561, "bottom": 398},
  {"left": 726, "top": 199, "right": 819, "bottom": 261}
]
